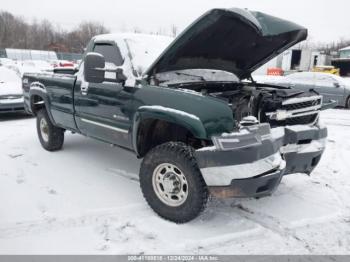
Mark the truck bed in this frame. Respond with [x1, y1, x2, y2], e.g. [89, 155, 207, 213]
[23, 72, 78, 131]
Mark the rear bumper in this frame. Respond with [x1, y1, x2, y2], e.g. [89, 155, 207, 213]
[195, 123, 327, 198]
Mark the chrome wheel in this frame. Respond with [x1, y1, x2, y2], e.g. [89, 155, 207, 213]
[152, 163, 188, 207]
[40, 118, 49, 142]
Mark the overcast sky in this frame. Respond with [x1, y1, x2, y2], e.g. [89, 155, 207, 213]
[1, 0, 349, 43]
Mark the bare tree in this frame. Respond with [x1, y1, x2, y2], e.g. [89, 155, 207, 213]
[0, 10, 110, 53]
[170, 24, 178, 37]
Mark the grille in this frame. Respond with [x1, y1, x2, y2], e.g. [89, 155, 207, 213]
[265, 95, 322, 126]
[285, 113, 318, 125]
[282, 99, 322, 111]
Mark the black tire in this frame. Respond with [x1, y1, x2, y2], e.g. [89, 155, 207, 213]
[346, 96, 350, 109]
[139, 142, 208, 223]
[36, 109, 64, 151]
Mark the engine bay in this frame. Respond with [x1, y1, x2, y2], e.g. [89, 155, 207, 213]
[171, 81, 322, 127]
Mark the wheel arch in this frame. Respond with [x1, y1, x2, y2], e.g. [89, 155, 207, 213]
[29, 83, 56, 125]
[132, 108, 209, 158]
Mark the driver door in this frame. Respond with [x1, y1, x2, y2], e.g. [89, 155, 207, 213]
[74, 43, 134, 149]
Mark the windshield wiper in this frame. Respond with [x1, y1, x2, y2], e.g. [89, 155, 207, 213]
[256, 83, 291, 90]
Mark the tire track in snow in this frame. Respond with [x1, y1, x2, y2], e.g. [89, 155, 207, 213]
[232, 204, 314, 252]
[0, 204, 145, 239]
[179, 226, 265, 254]
[105, 168, 139, 182]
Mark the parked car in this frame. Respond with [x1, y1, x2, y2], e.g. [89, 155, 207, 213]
[0, 58, 16, 66]
[23, 8, 327, 223]
[21, 60, 53, 73]
[5, 63, 41, 78]
[255, 72, 350, 108]
[0, 66, 25, 113]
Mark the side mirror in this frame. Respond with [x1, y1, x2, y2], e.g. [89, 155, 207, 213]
[333, 82, 340, 88]
[84, 52, 105, 83]
[116, 68, 127, 83]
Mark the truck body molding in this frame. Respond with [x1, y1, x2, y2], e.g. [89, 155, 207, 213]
[80, 118, 129, 134]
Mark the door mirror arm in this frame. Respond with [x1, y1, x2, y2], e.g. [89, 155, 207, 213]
[103, 67, 127, 85]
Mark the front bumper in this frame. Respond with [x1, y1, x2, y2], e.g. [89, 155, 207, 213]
[209, 168, 284, 198]
[195, 123, 327, 198]
[280, 125, 327, 175]
[0, 98, 25, 113]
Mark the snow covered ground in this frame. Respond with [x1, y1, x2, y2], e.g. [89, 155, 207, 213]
[0, 110, 349, 254]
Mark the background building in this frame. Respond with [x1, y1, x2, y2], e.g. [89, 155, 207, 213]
[332, 46, 350, 76]
[254, 47, 334, 76]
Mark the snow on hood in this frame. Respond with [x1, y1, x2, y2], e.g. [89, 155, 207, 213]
[0, 67, 22, 96]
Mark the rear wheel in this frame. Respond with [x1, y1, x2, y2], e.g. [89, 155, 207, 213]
[36, 109, 64, 151]
[139, 142, 208, 223]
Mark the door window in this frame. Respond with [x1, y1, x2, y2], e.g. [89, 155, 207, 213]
[287, 72, 315, 85]
[315, 74, 335, 86]
[287, 72, 313, 81]
[93, 44, 124, 67]
[93, 44, 124, 82]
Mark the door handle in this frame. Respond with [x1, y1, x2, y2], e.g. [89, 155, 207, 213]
[81, 82, 89, 96]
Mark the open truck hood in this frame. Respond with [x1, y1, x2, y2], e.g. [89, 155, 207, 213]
[145, 8, 307, 80]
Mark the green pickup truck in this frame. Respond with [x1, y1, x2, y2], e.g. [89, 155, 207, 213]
[22, 8, 327, 223]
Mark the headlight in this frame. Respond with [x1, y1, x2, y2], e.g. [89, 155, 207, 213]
[212, 134, 261, 151]
[212, 123, 271, 151]
[266, 110, 292, 121]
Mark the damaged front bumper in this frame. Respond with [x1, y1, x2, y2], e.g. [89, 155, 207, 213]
[279, 124, 327, 175]
[195, 122, 327, 198]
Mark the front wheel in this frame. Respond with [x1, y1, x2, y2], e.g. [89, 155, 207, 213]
[36, 109, 65, 151]
[139, 142, 208, 223]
